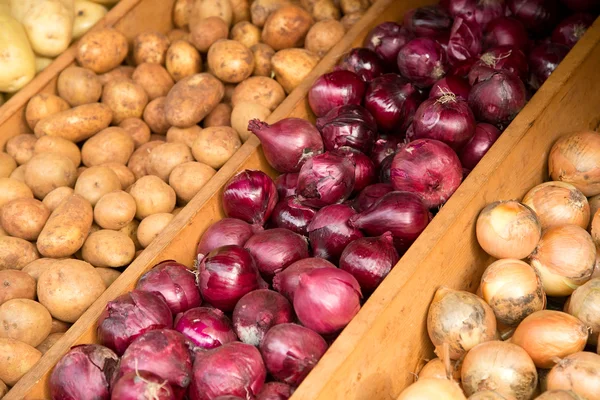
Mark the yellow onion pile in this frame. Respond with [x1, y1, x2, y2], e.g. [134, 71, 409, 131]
[397, 378, 466, 400]
[418, 357, 461, 382]
[567, 278, 600, 345]
[522, 182, 589, 230]
[468, 391, 517, 400]
[534, 390, 586, 400]
[546, 352, 600, 399]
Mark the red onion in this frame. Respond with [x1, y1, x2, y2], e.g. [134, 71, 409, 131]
[136, 260, 201, 315]
[293, 268, 362, 335]
[348, 191, 432, 251]
[174, 307, 237, 349]
[370, 135, 403, 168]
[196, 218, 262, 259]
[189, 342, 266, 400]
[468, 70, 527, 125]
[244, 228, 309, 279]
[468, 46, 529, 84]
[483, 17, 530, 50]
[508, 0, 559, 35]
[232, 289, 294, 346]
[552, 13, 595, 48]
[248, 118, 323, 173]
[352, 183, 395, 212]
[339, 232, 400, 292]
[447, 17, 483, 65]
[459, 122, 502, 170]
[118, 329, 193, 397]
[214, 397, 244, 400]
[404, 5, 453, 37]
[364, 74, 423, 133]
[49, 344, 118, 400]
[447, 0, 506, 29]
[528, 42, 570, 90]
[449, 57, 479, 77]
[296, 152, 355, 208]
[197, 245, 262, 312]
[364, 22, 413, 65]
[336, 48, 386, 81]
[257, 382, 294, 400]
[269, 196, 316, 236]
[222, 170, 279, 226]
[308, 70, 366, 118]
[275, 173, 298, 199]
[560, 0, 599, 11]
[272, 258, 336, 301]
[412, 94, 476, 151]
[397, 38, 448, 88]
[333, 147, 376, 192]
[97, 290, 173, 356]
[316, 105, 378, 154]
[429, 76, 471, 100]
[307, 204, 363, 262]
[111, 370, 176, 400]
[378, 154, 394, 183]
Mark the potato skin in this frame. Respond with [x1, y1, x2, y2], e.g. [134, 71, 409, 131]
[0, 299, 52, 347]
[203, 103, 232, 127]
[34, 103, 113, 143]
[101, 163, 136, 190]
[98, 65, 135, 86]
[173, 0, 194, 28]
[25, 153, 77, 199]
[129, 176, 176, 219]
[231, 102, 271, 142]
[57, 66, 103, 106]
[192, 126, 241, 169]
[0, 337, 41, 386]
[81, 127, 135, 167]
[133, 31, 170, 65]
[0, 236, 39, 270]
[207, 40, 255, 83]
[102, 79, 149, 125]
[0, 270, 36, 305]
[165, 73, 225, 128]
[191, 0, 233, 26]
[341, 11, 364, 30]
[271, 48, 320, 93]
[132, 63, 175, 100]
[82, 230, 136, 267]
[169, 161, 216, 204]
[262, 5, 314, 50]
[137, 213, 175, 248]
[72, 0, 108, 40]
[167, 29, 189, 42]
[94, 190, 136, 230]
[232, 77, 285, 111]
[21, 258, 58, 282]
[146, 142, 194, 181]
[76, 28, 129, 73]
[41, 187, 74, 212]
[95, 267, 121, 288]
[74, 166, 122, 206]
[25, 93, 70, 131]
[119, 118, 151, 148]
[231, 21, 261, 48]
[0, 178, 33, 208]
[310, 0, 341, 21]
[127, 141, 164, 180]
[6, 134, 37, 165]
[34, 136, 82, 168]
[0, 152, 17, 178]
[166, 125, 202, 148]
[119, 219, 142, 250]
[0, 198, 50, 241]
[305, 19, 345, 57]
[251, 0, 291, 27]
[251, 43, 275, 77]
[0, 12, 36, 93]
[166, 40, 202, 82]
[189, 16, 229, 53]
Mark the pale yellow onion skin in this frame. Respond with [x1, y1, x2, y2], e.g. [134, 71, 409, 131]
[549, 130, 600, 197]
[469, 391, 517, 400]
[567, 277, 600, 345]
[418, 358, 461, 382]
[476, 201, 541, 260]
[546, 352, 600, 398]
[480, 259, 546, 326]
[427, 287, 497, 360]
[592, 245, 600, 279]
[590, 209, 600, 245]
[397, 378, 466, 400]
[461, 341, 538, 400]
[529, 225, 595, 297]
[588, 194, 600, 227]
[522, 181, 590, 230]
[511, 310, 588, 368]
[534, 390, 586, 400]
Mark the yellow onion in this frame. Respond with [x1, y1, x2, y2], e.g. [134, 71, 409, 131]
[534, 390, 586, 400]
[529, 225, 595, 297]
[549, 130, 600, 197]
[588, 194, 600, 225]
[567, 278, 600, 345]
[461, 341, 537, 400]
[418, 358, 461, 382]
[480, 259, 546, 326]
[522, 182, 590, 230]
[593, 245, 600, 279]
[511, 310, 588, 368]
[546, 352, 600, 398]
[397, 378, 466, 400]
[468, 391, 517, 400]
[590, 209, 600, 245]
[427, 287, 497, 360]
[476, 201, 541, 259]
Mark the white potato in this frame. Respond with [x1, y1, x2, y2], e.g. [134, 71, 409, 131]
[72, 0, 107, 40]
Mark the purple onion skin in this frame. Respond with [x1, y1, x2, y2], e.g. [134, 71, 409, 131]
[232, 289, 294, 346]
[257, 382, 294, 400]
[196, 218, 262, 259]
[379, 154, 394, 183]
[174, 307, 237, 350]
[483, 17, 530, 50]
[50, 344, 118, 400]
[397, 38, 448, 88]
[468, 71, 527, 125]
[468, 46, 529, 84]
[189, 342, 266, 400]
[404, 5, 453, 37]
[560, 0, 599, 11]
[308, 204, 364, 262]
[275, 173, 298, 199]
[244, 228, 309, 279]
[447, 0, 506, 29]
[222, 170, 279, 226]
[111, 370, 176, 400]
[364, 22, 413, 65]
[449, 57, 479, 78]
[248, 118, 323, 173]
[136, 260, 201, 315]
[293, 268, 362, 335]
[269, 196, 317, 236]
[352, 183, 395, 212]
[552, 13, 595, 48]
[308, 70, 366, 118]
[272, 258, 336, 301]
[508, 0, 559, 35]
[348, 191, 432, 252]
[528, 42, 570, 90]
[97, 290, 173, 356]
[459, 122, 502, 170]
[429, 76, 471, 101]
[316, 104, 378, 132]
[316, 105, 378, 154]
[297, 152, 355, 209]
[336, 48, 386, 81]
[260, 324, 328, 386]
[370, 135, 402, 168]
[333, 147, 376, 192]
[339, 232, 400, 292]
[447, 17, 483, 65]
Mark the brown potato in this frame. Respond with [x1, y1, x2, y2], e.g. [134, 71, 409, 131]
[25, 93, 70, 131]
[251, 43, 275, 77]
[37, 259, 105, 322]
[166, 125, 202, 148]
[262, 5, 314, 50]
[50, 318, 71, 334]
[0, 338, 41, 386]
[76, 28, 129, 73]
[341, 11, 364, 30]
[230, 21, 261, 48]
[34, 103, 113, 143]
[127, 141, 164, 180]
[98, 65, 135, 86]
[231, 77, 285, 111]
[129, 175, 176, 219]
[0, 380, 5, 398]
[146, 142, 194, 181]
[133, 31, 170, 65]
[340, 0, 369, 14]
[305, 19, 345, 57]
[82, 230, 136, 267]
[189, 16, 229, 53]
[34, 136, 81, 167]
[207, 40, 255, 83]
[169, 161, 216, 204]
[173, 0, 194, 28]
[57, 66, 102, 106]
[0, 152, 16, 178]
[191, 0, 233, 26]
[151, 134, 168, 143]
[0, 270, 36, 305]
[231, 0, 251, 23]
[192, 126, 241, 169]
[143, 97, 171, 134]
[6, 134, 37, 165]
[42, 187, 74, 212]
[311, 0, 341, 21]
[101, 163, 136, 190]
[102, 79, 149, 124]
[21, 258, 58, 282]
[0, 198, 50, 241]
[165, 73, 225, 127]
[77, 166, 88, 179]
[119, 118, 151, 148]
[119, 219, 142, 250]
[223, 83, 237, 104]
[0, 236, 39, 270]
[9, 165, 26, 182]
[95, 267, 121, 288]
[25, 153, 77, 199]
[251, 0, 291, 27]
[272, 48, 320, 93]
[231, 102, 271, 142]
[81, 127, 135, 167]
[0, 178, 33, 208]
[94, 190, 136, 230]
[36, 332, 63, 354]
[37, 195, 93, 258]
[167, 29, 190, 42]
[132, 63, 175, 100]
[74, 166, 122, 206]
[204, 103, 232, 127]
[137, 213, 175, 248]
[0, 299, 52, 347]
[166, 40, 202, 82]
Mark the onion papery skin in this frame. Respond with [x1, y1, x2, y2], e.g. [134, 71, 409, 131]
[232, 289, 294, 347]
[459, 122, 501, 171]
[196, 218, 262, 260]
[397, 38, 448, 88]
[450, 57, 479, 78]
[256, 382, 294, 400]
[468, 46, 529, 84]
[49, 344, 118, 400]
[111, 370, 176, 400]
[397, 378, 466, 400]
[222, 170, 279, 226]
[174, 307, 237, 350]
[418, 358, 462, 382]
[390, 139, 463, 208]
[483, 17, 530, 50]
[567, 278, 600, 345]
[316, 105, 378, 155]
[427, 287, 497, 360]
[546, 352, 600, 398]
[197, 245, 263, 312]
[447, 0, 506, 29]
[352, 183, 395, 212]
[528, 42, 570, 90]
[269, 196, 317, 236]
[308, 70, 366, 118]
[275, 174, 298, 199]
[378, 154, 394, 183]
[336, 48, 386, 81]
[370, 135, 403, 168]
[189, 341, 266, 400]
[294, 267, 362, 335]
[364, 22, 413, 65]
[272, 257, 336, 301]
[136, 261, 201, 315]
[244, 228, 309, 279]
[259, 323, 328, 386]
[447, 17, 483, 66]
[461, 341, 537, 399]
[97, 290, 173, 356]
[333, 147, 376, 192]
[522, 181, 590, 229]
[552, 13, 595, 49]
[508, 0, 559, 35]
[404, 5, 453, 38]
[429, 76, 471, 101]
[534, 390, 588, 400]
[466, 390, 514, 399]
[307, 204, 363, 262]
[468, 71, 527, 126]
[248, 118, 324, 173]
